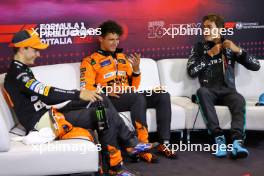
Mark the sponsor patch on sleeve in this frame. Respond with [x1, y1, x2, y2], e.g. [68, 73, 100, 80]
[33, 83, 42, 93]
[29, 81, 40, 91]
[16, 72, 27, 80]
[26, 79, 51, 96]
[43, 86, 51, 96]
[80, 68, 86, 72]
[25, 79, 36, 88]
[38, 84, 46, 95]
[22, 76, 31, 83]
[80, 82, 86, 88]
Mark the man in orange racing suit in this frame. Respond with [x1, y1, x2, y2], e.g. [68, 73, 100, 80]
[4, 29, 153, 176]
[80, 20, 177, 163]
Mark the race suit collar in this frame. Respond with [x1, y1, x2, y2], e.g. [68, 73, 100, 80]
[97, 48, 123, 57]
[12, 59, 28, 69]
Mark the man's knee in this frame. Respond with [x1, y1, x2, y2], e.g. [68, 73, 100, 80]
[237, 94, 246, 107]
[231, 93, 246, 110]
[157, 92, 170, 103]
[101, 94, 110, 105]
[197, 87, 210, 98]
[136, 93, 147, 106]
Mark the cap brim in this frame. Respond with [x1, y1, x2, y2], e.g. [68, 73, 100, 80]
[9, 32, 49, 50]
[31, 42, 49, 50]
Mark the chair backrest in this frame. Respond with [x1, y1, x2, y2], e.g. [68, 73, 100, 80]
[137, 58, 161, 91]
[157, 58, 199, 97]
[0, 74, 11, 152]
[235, 60, 264, 100]
[157, 58, 264, 100]
[31, 63, 81, 90]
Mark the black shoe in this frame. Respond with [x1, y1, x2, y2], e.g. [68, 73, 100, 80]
[109, 164, 142, 176]
[138, 151, 159, 163]
[157, 143, 177, 159]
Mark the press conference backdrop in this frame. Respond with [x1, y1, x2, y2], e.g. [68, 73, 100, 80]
[0, 0, 263, 73]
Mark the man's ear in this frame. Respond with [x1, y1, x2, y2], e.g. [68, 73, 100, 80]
[18, 47, 25, 54]
[98, 36, 103, 43]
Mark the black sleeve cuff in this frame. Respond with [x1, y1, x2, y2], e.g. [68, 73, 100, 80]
[132, 72, 141, 77]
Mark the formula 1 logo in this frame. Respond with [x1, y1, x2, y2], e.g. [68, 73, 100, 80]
[0, 22, 101, 45]
[0, 24, 37, 43]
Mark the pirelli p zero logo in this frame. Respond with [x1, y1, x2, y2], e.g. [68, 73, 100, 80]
[25, 79, 51, 96]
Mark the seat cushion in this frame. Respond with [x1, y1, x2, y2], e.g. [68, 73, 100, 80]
[171, 96, 232, 129]
[244, 99, 264, 130]
[172, 96, 264, 130]
[0, 138, 99, 175]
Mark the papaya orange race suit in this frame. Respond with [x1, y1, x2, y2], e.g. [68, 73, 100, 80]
[80, 48, 172, 146]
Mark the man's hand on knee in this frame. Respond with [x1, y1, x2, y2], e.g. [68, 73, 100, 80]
[80, 89, 103, 102]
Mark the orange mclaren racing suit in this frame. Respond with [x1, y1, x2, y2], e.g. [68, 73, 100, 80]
[80, 48, 141, 91]
[80, 49, 172, 147]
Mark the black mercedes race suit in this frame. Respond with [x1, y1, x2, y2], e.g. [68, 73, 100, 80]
[187, 40, 260, 140]
[4, 60, 139, 169]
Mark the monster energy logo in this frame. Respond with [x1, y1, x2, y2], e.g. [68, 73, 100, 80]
[96, 110, 103, 121]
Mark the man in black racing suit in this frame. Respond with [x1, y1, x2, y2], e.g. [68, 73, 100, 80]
[4, 29, 152, 176]
[187, 14, 260, 159]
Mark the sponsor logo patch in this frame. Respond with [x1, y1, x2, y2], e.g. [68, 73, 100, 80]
[29, 81, 40, 91]
[38, 84, 46, 95]
[118, 71, 126, 76]
[91, 59, 96, 65]
[80, 82, 86, 88]
[31, 96, 38, 102]
[25, 79, 36, 88]
[100, 59, 111, 67]
[104, 71, 115, 79]
[44, 86, 51, 96]
[117, 59, 126, 64]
